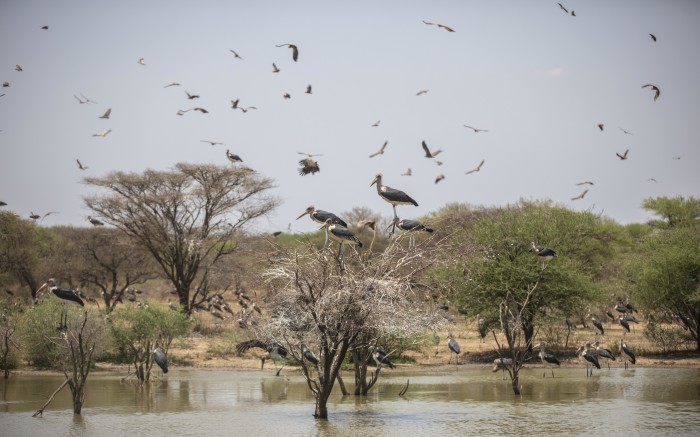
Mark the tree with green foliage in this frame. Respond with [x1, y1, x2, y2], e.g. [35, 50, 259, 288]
[642, 196, 700, 229]
[629, 197, 700, 350]
[435, 201, 616, 351]
[83, 163, 279, 313]
[110, 305, 190, 382]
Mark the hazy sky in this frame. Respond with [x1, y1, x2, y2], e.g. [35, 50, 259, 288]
[1, 1, 699, 234]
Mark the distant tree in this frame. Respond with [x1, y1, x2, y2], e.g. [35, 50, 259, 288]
[110, 305, 190, 383]
[642, 196, 700, 229]
[83, 163, 279, 313]
[258, 241, 440, 420]
[0, 297, 21, 379]
[0, 212, 54, 298]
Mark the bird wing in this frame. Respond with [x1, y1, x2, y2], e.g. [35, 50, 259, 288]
[76, 159, 83, 168]
[421, 141, 432, 157]
[571, 189, 588, 200]
[100, 108, 111, 118]
[438, 23, 455, 32]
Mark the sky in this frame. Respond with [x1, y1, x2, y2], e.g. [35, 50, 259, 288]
[1, 0, 699, 235]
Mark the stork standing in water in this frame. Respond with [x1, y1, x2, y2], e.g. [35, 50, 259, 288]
[320, 219, 362, 269]
[236, 340, 288, 376]
[36, 279, 85, 331]
[577, 343, 601, 376]
[386, 217, 433, 249]
[619, 338, 636, 369]
[530, 241, 556, 273]
[370, 174, 418, 234]
[152, 347, 169, 374]
[296, 206, 347, 227]
[538, 341, 560, 378]
[593, 341, 616, 369]
[447, 332, 461, 364]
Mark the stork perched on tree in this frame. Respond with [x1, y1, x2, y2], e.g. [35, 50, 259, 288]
[372, 346, 396, 369]
[530, 241, 556, 272]
[320, 218, 362, 268]
[619, 338, 636, 369]
[36, 278, 85, 331]
[593, 341, 616, 369]
[301, 343, 320, 367]
[447, 332, 461, 364]
[538, 341, 560, 378]
[152, 347, 169, 374]
[386, 217, 433, 249]
[236, 340, 288, 376]
[296, 205, 347, 227]
[370, 174, 418, 233]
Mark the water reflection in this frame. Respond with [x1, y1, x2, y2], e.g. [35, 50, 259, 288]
[1, 367, 699, 436]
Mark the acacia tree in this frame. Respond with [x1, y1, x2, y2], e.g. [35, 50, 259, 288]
[258, 238, 440, 420]
[83, 163, 278, 312]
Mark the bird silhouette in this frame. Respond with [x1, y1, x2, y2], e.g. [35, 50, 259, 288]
[618, 126, 633, 135]
[597, 123, 604, 131]
[401, 168, 412, 176]
[435, 174, 445, 184]
[298, 157, 320, 175]
[372, 120, 381, 127]
[369, 141, 388, 158]
[465, 159, 485, 174]
[41, 25, 49, 30]
[421, 141, 442, 158]
[76, 159, 88, 170]
[557, 3, 568, 13]
[283, 93, 291, 99]
[74, 93, 97, 104]
[138, 58, 146, 65]
[99, 108, 111, 119]
[29, 212, 40, 220]
[163, 82, 180, 88]
[305, 84, 312, 94]
[226, 149, 243, 163]
[416, 89, 429, 96]
[616, 149, 629, 160]
[15, 65, 23, 72]
[272, 63, 280, 73]
[642, 84, 660, 101]
[276, 43, 298, 61]
[464, 125, 488, 133]
[576, 180, 594, 186]
[185, 91, 199, 100]
[201, 140, 224, 146]
[92, 129, 112, 137]
[229, 49, 244, 59]
[649, 33, 657, 42]
[41, 211, 59, 222]
[193, 107, 208, 113]
[422, 20, 455, 32]
[571, 189, 589, 201]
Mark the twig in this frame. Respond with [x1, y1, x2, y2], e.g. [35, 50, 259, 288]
[32, 378, 70, 417]
[398, 378, 410, 397]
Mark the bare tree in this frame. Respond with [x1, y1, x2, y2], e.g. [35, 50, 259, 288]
[1, 303, 20, 379]
[257, 237, 441, 419]
[83, 163, 279, 313]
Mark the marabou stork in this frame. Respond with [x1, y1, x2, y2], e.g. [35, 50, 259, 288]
[530, 241, 556, 272]
[538, 341, 560, 378]
[236, 340, 288, 376]
[618, 316, 631, 334]
[492, 357, 512, 379]
[87, 216, 104, 226]
[370, 174, 418, 233]
[578, 343, 601, 376]
[477, 318, 487, 343]
[619, 338, 636, 369]
[226, 149, 243, 163]
[301, 343, 320, 366]
[296, 206, 347, 227]
[386, 217, 433, 249]
[152, 347, 169, 374]
[593, 341, 616, 369]
[319, 219, 362, 268]
[372, 346, 396, 369]
[591, 316, 605, 336]
[36, 279, 84, 331]
[447, 332, 461, 364]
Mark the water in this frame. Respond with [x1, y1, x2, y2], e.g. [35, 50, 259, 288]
[1, 367, 700, 436]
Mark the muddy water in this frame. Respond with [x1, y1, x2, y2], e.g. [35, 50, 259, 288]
[1, 367, 699, 436]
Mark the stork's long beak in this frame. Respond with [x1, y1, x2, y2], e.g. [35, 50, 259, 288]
[296, 211, 309, 220]
[36, 282, 49, 294]
[385, 218, 398, 231]
[370, 175, 378, 187]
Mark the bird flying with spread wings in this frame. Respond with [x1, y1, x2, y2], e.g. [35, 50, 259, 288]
[642, 84, 660, 101]
[92, 129, 112, 137]
[435, 174, 445, 184]
[421, 141, 442, 158]
[416, 89, 429, 96]
[229, 49, 243, 59]
[76, 159, 88, 170]
[276, 43, 298, 61]
[372, 120, 381, 127]
[571, 189, 589, 201]
[464, 125, 488, 133]
[99, 108, 111, 119]
[649, 33, 657, 42]
[272, 63, 280, 73]
[401, 168, 412, 176]
[422, 20, 455, 32]
[616, 149, 629, 160]
[466, 159, 485, 174]
[201, 140, 224, 146]
[576, 180, 594, 186]
[369, 141, 388, 158]
[597, 123, 604, 131]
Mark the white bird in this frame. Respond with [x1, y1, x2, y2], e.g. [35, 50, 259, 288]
[401, 168, 412, 176]
[465, 159, 485, 175]
[272, 63, 280, 73]
[369, 141, 388, 158]
[138, 58, 146, 65]
[92, 129, 112, 137]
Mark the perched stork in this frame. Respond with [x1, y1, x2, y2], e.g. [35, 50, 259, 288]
[447, 332, 461, 364]
[593, 341, 616, 369]
[152, 347, 169, 374]
[530, 241, 556, 272]
[301, 343, 320, 367]
[226, 149, 243, 163]
[36, 279, 84, 331]
[296, 206, 347, 227]
[619, 339, 636, 369]
[386, 217, 433, 249]
[538, 341, 560, 378]
[372, 346, 396, 369]
[370, 174, 418, 232]
[320, 219, 362, 268]
[236, 340, 288, 376]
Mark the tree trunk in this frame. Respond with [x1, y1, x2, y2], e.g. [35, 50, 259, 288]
[511, 374, 521, 395]
[69, 381, 84, 414]
[522, 315, 535, 353]
[353, 350, 368, 395]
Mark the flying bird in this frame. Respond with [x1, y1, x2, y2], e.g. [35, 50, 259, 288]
[185, 91, 199, 100]
[76, 159, 88, 170]
[29, 212, 41, 220]
[283, 93, 291, 99]
[372, 120, 381, 127]
[193, 107, 208, 113]
[422, 20, 455, 32]
[272, 63, 280, 73]
[15, 65, 23, 72]
[616, 149, 629, 160]
[138, 58, 146, 65]
[576, 180, 594, 186]
[92, 129, 112, 137]
[435, 174, 445, 184]
[41, 25, 49, 30]
[41, 211, 59, 222]
[229, 49, 243, 59]
[74, 93, 97, 104]
[642, 83, 660, 101]
[163, 82, 180, 88]
[465, 159, 485, 174]
[557, 3, 568, 13]
[597, 123, 604, 131]
[201, 140, 224, 146]
[305, 84, 312, 94]
[99, 108, 111, 119]
[464, 125, 488, 133]
[421, 141, 442, 158]
[226, 149, 243, 163]
[416, 89, 429, 96]
[618, 126, 633, 135]
[298, 157, 320, 176]
[571, 189, 589, 201]
[2, 82, 9, 87]
[649, 33, 657, 42]
[276, 43, 299, 61]
[401, 168, 412, 176]
[647, 178, 658, 183]
[369, 141, 388, 158]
